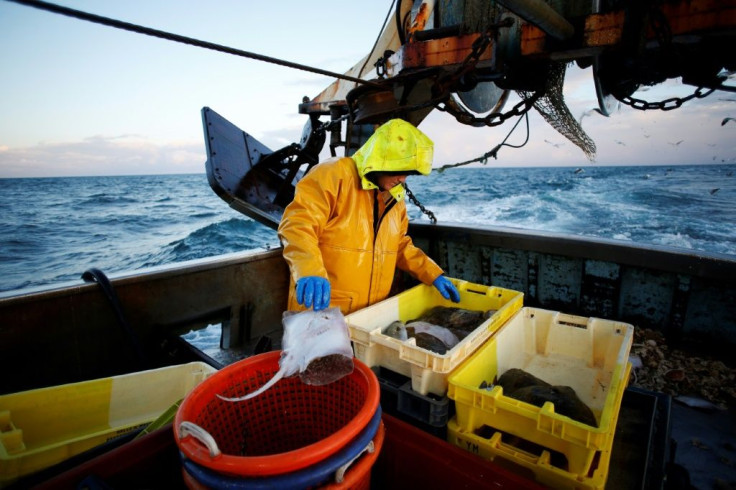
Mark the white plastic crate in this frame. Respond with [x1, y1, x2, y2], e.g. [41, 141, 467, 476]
[345, 278, 523, 396]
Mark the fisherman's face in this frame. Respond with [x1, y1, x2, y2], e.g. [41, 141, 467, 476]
[375, 173, 408, 192]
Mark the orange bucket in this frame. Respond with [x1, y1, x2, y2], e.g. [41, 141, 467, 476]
[174, 351, 380, 477]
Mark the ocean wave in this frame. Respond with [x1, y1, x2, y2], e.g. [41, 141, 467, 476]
[140, 218, 279, 267]
[74, 194, 139, 207]
[2, 167, 735, 293]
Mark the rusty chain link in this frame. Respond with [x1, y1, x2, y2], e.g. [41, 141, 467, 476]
[437, 91, 541, 127]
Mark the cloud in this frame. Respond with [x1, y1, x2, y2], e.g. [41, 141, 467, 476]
[0, 135, 206, 178]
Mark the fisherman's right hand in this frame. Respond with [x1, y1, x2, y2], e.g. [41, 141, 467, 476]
[296, 276, 331, 311]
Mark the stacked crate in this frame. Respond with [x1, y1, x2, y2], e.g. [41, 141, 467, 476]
[346, 278, 634, 489]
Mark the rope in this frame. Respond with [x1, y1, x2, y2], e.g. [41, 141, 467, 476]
[357, 0, 396, 79]
[436, 112, 530, 172]
[7, 0, 382, 88]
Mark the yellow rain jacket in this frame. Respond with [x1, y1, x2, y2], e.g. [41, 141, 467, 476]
[278, 119, 444, 314]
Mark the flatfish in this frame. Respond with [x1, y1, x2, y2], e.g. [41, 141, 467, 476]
[414, 332, 451, 354]
[405, 321, 460, 348]
[410, 306, 494, 339]
[497, 368, 551, 394]
[382, 319, 460, 354]
[510, 384, 598, 427]
[495, 368, 598, 427]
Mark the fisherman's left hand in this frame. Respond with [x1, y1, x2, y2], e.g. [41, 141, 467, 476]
[433, 275, 460, 303]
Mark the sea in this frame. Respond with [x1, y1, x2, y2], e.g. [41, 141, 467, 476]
[1, 163, 735, 295]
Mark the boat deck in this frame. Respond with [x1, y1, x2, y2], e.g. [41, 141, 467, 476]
[176, 330, 736, 489]
[6, 328, 735, 489]
[670, 402, 736, 490]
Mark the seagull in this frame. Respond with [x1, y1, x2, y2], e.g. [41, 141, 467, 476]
[723, 117, 736, 126]
[544, 139, 563, 148]
[578, 108, 603, 126]
[668, 140, 684, 146]
[574, 168, 584, 174]
[614, 140, 626, 146]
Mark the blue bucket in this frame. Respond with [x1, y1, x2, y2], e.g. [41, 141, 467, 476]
[181, 405, 382, 489]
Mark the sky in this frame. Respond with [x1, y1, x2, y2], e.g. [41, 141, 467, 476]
[0, 0, 734, 178]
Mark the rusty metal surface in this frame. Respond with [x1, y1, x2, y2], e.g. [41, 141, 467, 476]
[389, 33, 493, 74]
[524, 0, 736, 56]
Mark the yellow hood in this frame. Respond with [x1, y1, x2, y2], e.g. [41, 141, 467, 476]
[353, 119, 434, 190]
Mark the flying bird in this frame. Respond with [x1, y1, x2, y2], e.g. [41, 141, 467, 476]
[710, 188, 720, 195]
[614, 140, 626, 146]
[544, 139, 563, 148]
[668, 140, 684, 146]
[723, 117, 736, 126]
[578, 108, 603, 126]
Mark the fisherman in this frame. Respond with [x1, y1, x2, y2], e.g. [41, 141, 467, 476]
[278, 118, 460, 314]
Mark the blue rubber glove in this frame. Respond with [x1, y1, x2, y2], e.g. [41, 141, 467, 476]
[433, 275, 460, 303]
[296, 276, 331, 311]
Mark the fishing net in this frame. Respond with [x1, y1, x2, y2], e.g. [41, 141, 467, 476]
[519, 61, 597, 160]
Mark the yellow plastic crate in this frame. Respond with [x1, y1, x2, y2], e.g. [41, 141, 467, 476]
[345, 278, 523, 396]
[0, 362, 217, 485]
[447, 307, 634, 476]
[447, 363, 632, 490]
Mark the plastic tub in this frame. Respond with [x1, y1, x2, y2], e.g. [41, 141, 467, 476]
[0, 362, 216, 485]
[180, 407, 383, 489]
[174, 351, 380, 477]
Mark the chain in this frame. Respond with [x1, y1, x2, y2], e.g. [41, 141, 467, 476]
[314, 114, 350, 135]
[617, 86, 716, 111]
[463, 30, 493, 66]
[615, 2, 715, 111]
[437, 91, 541, 127]
[404, 185, 437, 224]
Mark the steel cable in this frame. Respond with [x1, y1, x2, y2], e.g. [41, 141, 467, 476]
[6, 0, 382, 88]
